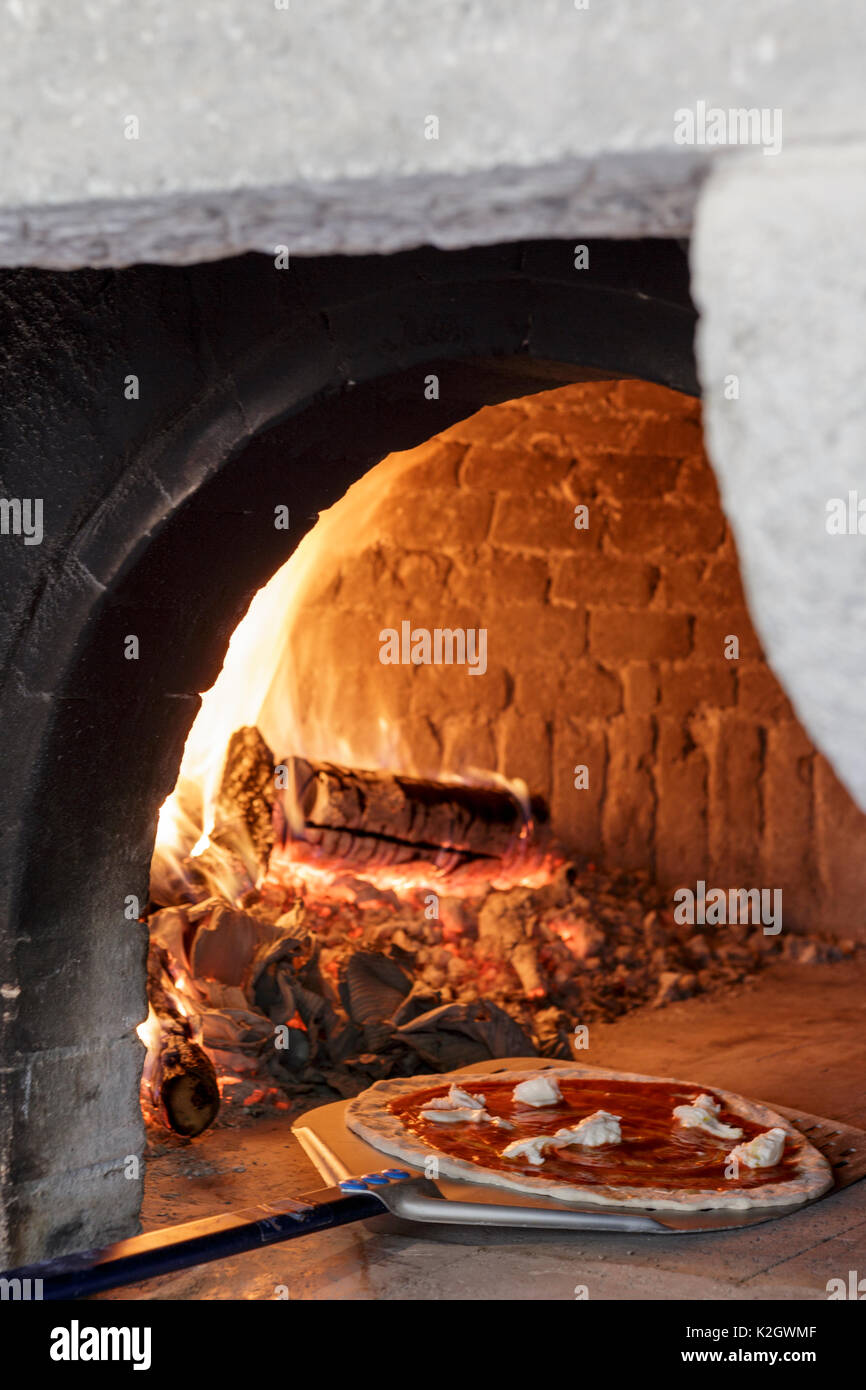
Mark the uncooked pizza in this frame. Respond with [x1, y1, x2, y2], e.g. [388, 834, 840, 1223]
[346, 1064, 834, 1211]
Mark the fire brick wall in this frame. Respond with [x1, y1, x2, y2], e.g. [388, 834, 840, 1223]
[279, 379, 866, 937]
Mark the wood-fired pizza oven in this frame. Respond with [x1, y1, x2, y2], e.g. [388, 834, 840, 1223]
[2, 241, 865, 1290]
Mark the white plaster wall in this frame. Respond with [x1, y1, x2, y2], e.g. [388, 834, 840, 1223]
[692, 144, 866, 814]
[0, 0, 863, 266]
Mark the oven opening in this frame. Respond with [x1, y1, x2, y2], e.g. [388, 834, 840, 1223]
[138, 380, 860, 1168]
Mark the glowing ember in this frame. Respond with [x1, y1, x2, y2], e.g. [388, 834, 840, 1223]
[264, 836, 560, 901]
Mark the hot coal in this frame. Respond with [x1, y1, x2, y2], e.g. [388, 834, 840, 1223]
[143, 845, 857, 1121]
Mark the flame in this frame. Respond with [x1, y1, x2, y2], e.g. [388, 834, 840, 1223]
[151, 468, 391, 883]
[136, 1004, 161, 1052]
[150, 444, 546, 901]
[136, 1004, 162, 1096]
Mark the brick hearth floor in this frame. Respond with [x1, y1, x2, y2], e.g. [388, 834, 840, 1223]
[97, 957, 866, 1301]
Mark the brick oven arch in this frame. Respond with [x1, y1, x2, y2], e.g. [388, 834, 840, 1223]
[1, 239, 699, 1262]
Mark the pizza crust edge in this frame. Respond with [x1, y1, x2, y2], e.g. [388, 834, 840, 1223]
[345, 1063, 834, 1212]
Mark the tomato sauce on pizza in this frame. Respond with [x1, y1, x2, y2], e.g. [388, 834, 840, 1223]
[390, 1078, 800, 1191]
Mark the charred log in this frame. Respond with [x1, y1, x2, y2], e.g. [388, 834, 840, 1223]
[150, 1034, 221, 1138]
[149, 727, 276, 908]
[145, 943, 220, 1137]
[213, 725, 277, 872]
[277, 756, 544, 873]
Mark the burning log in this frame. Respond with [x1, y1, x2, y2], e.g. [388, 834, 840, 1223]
[150, 728, 277, 909]
[143, 944, 221, 1137]
[150, 1033, 221, 1138]
[213, 725, 277, 872]
[277, 756, 543, 874]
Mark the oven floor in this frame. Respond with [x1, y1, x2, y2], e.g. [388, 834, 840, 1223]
[96, 957, 866, 1301]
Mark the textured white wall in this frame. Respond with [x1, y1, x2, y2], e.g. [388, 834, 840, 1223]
[0, 0, 862, 266]
[693, 145, 866, 812]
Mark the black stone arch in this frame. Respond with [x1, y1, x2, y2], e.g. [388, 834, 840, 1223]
[10, 238, 697, 1062]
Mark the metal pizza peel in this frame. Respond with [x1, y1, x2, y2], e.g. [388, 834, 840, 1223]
[292, 1056, 866, 1237]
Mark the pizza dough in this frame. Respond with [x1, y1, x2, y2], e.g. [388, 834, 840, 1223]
[345, 1063, 834, 1212]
